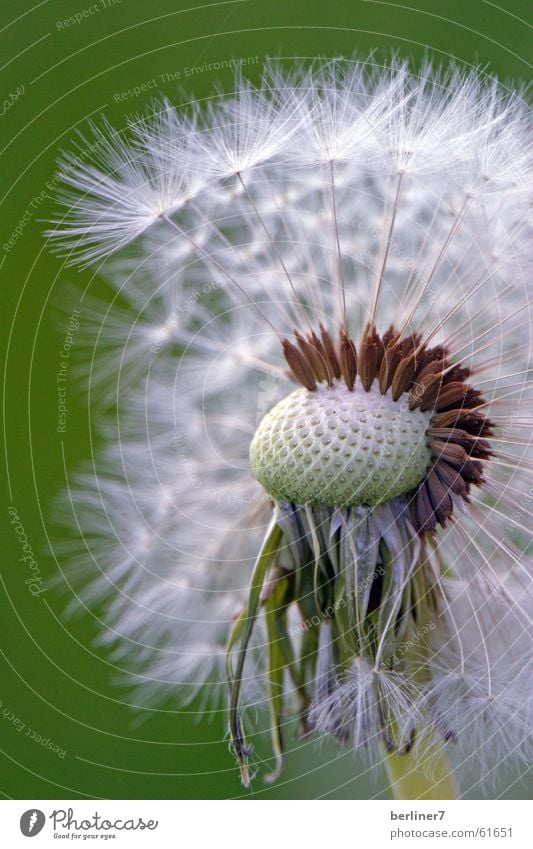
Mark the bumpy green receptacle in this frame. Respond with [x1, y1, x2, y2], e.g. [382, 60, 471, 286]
[250, 382, 432, 507]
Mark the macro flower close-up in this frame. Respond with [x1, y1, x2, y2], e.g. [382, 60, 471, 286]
[47, 58, 532, 800]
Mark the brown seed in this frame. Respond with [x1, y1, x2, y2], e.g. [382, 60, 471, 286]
[426, 468, 453, 526]
[431, 408, 470, 429]
[429, 439, 468, 466]
[339, 328, 357, 391]
[413, 346, 446, 379]
[434, 460, 468, 497]
[358, 323, 383, 391]
[320, 324, 341, 379]
[414, 358, 446, 385]
[282, 339, 317, 391]
[414, 482, 437, 534]
[411, 370, 445, 411]
[433, 381, 470, 411]
[428, 427, 473, 441]
[309, 331, 332, 383]
[295, 330, 328, 384]
[391, 351, 417, 401]
[458, 459, 484, 486]
[382, 325, 397, 349]
[378, 338, 401, 394]
[428, 427, 492, 460]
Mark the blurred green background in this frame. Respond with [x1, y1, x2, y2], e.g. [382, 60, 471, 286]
[1, 0, 531, 800]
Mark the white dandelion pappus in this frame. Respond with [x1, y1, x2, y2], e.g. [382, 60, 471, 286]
[50, 112, 205, 265]
[48, 58, 532, 797]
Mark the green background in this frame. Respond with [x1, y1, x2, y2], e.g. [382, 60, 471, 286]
[1, 0, 531, 800]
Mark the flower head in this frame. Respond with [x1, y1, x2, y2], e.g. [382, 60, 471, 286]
[49, 58, 532, 796]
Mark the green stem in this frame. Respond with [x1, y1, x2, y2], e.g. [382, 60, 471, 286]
[384, 736, 457, 800]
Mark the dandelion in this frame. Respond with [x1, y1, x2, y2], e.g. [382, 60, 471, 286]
[48, 58, 532, 798]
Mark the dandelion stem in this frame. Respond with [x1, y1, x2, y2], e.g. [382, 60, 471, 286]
[384, 736, 458, 800]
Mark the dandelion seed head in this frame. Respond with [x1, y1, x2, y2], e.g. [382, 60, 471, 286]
[48, 56, 532, 795]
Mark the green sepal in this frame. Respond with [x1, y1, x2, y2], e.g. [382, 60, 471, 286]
[263, 572, 296, 782]
[226, 517, 283, 787]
